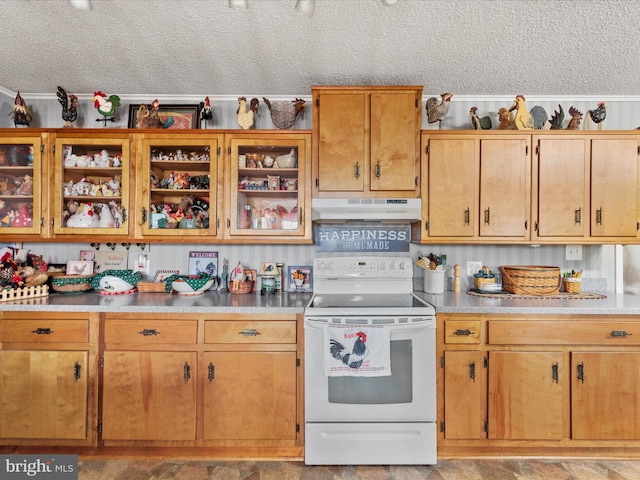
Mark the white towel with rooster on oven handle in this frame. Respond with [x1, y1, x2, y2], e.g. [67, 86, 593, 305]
[324, 325, 391, 377]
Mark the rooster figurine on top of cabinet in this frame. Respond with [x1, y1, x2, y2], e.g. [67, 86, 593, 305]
[9, 92, 32, 127]
[237, 97, 259, 129]
[585, 102, 607, 130]
[426, 93, 452, 129]
[93, 91, 121, 126]
[199, 96, 214, 128]
[57, 86, 78, 128]
[263, 97, 305, 129]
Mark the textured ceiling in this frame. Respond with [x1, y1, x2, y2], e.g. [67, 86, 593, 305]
[1, 0, 638, 98]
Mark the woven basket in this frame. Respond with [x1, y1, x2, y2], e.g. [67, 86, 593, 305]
[474, 276, 497, 289]
[229, 280, 255, 294]
[500, 266, 561, 295]
[563, 278, 582, 294]
[137, 281, 168, 293]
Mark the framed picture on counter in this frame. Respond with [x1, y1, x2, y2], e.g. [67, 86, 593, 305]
[188, 251, 218, 277]
[287, 265, 312, 292]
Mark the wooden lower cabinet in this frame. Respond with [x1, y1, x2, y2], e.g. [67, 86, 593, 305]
[439, 313, 640, 457]
[0, 312, 99, 447]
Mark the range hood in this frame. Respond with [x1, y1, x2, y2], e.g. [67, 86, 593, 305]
[311, 198, 422, 222]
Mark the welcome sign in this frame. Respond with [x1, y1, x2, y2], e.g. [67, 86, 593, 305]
[314, 225, 411, 252]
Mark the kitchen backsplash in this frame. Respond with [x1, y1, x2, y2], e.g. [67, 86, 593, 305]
[22, 242, 616, 292]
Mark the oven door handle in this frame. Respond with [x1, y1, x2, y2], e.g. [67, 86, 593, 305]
[304, 320, 434, 334]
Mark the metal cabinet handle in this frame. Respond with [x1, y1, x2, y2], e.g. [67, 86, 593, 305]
[575, 208, 581, 224]
[611, 330, 632, 337]
[32, 328, 53, 335]
[596, 207, 603, 225]
[552, 362, 559, 383]
[354, 162, 360, 179]
[138, 329, 159, 336]
[375, 162, 381, 178]
[141, 207, 147, 224]
[184, 362, 191, 383]
[239, 329, 260, 337]
[454, 329, 472, 336]
[74, 362, 81, 382]
[122, 208, 127, 222]
[208, 362, 215, 383]
[576, 362, 584, 383]
[464, 208, 470, 225]
[484, 208, 490, 225]
[469, 361, 476, 382]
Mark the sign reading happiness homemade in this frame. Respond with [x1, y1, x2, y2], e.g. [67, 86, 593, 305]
[315, 225, 411, 252]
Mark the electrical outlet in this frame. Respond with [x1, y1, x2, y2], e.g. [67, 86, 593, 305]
[467, 261, 482, 277]
[566, 245, 583, 261]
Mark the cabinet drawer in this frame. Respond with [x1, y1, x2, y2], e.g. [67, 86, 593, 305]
[104, 320, 197, 344]
[0, 319, 88, 343]
[489, 321, 640, 345]
[205, 321, 296, 344]
[445, 320, 481, 344]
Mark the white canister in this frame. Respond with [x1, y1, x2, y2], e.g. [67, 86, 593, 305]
[424, 269, 445, 294]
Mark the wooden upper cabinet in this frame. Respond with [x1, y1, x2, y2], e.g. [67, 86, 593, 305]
[590, 136, 640, 239]
[533, 136, 590, 239]
[312, 86, 422, 197]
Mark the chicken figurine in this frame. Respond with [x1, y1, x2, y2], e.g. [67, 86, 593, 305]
[263, 97, 305, 129]
[585, 102, 607, 130]
[426, 93, 452, 129]
[57, 86, 78, 128]
[199, 96, 214, 127]
[93, 91, 121, 126]
[9, 92, 32, 127]
[469, 107, 492, 130]
[237, 97, 259, 129]
[509, 95, 534, 130]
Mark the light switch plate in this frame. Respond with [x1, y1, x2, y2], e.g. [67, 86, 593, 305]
[467, 260, 483, 277]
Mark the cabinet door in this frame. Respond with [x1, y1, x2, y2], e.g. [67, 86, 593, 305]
[488, 351, 564, 440]
[426, 137, 476, 237]
[479, 138, 530, 239]
[0, 134, 45, 237]
[443, 351, 486, 439]
[0, 350, 88, 439]
[52, 134, 130, 237]
[227, 134, 310, 238]
[137, 135, 221, 238]
[203, 351, 297, 440]
[315, 92, 366, 192]
[370, 92, 420, 192]
[591, 137, 639, 238]
[534, 137, 589, 238]
[572, 352, 640, 439]
[101, 351, 196, 441]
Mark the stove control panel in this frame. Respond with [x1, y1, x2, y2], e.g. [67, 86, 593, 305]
[314, 256, 412, 279]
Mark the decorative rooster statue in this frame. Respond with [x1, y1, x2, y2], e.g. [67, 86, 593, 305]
[509, 95, 534, 130]
[93, 91, 121, 126]
[199, 96, 214, 127]
[237, 97, 259, 129]
[426, 93, 452, 129]
[549, 104, 564, 129]
[469, 107, 492, 130]
[9, 92, 32, 127]
[263, 97, 305, 129]
[585, 102, 606, 130]
[57, 86, 78, 128]
[566, 107, 583, 130]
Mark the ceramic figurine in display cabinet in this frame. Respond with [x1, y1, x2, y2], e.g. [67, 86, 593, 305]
[426, 93, 452, 129]
[237, 97, 259, 129]
[263, 97, 305, 129]
[57, 86, 78, 128]
[93, 90, 121, 126]
[509, 95, 534, 130]
[9, 91, 32, 127]
[66, 203, 99, 228]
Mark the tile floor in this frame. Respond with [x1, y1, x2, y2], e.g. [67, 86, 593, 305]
[77, 458, 640, 479]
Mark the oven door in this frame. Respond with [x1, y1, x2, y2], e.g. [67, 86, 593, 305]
[304, 316, 436, 422]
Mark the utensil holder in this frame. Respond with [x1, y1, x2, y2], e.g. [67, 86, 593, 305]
[563, 278, 581, 293]
[424, 269, 445, 294]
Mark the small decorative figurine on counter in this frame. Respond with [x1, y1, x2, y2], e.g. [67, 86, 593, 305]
[237, 97, 259, 129]
[469, 107, 492, 130]
[9, 91, 32, 127]
[219, 258, 228, 291]
[93, 90, 121, 126]
[57, 86, 78, 128]
[509, 95, 534, 130]
[263, 97, 305, 129]
[426, 93, 452, 129]
[199, 96, 214, 128]
[585, 102, 606, 130]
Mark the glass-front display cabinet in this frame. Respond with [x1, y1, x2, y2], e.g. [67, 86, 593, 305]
[0, 131, 45, 238]
[227, 132, 311, 239]
[137, 134, 221, 239]
[52, 132, 131, 237]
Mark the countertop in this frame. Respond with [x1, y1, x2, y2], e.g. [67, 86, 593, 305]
[4, 289, 640, 315]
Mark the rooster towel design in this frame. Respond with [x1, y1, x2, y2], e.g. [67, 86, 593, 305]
[324, 325, 391, 377]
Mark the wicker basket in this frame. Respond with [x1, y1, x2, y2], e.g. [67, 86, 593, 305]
[474, 276, 497, 289]
[137, 281, 168, 293]
[229, 280, 255, 294]
[51, 275, 94, 294]
[563, 278, 582, 294]
[500, 266, 561, 295]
